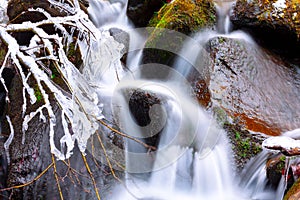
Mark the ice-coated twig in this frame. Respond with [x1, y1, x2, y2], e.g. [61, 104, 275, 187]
[4, 115, 14, 165]
[0, 0, 111, 160]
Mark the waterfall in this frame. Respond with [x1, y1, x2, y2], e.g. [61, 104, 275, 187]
[215, 0, 235, 34]
[84, 1, 280, 200]
[111, 75, 244, 200]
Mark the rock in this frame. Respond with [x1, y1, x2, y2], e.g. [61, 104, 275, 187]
[7, 0, 89, 22]
[7, 0, 68, 23]
[148, 0, 216, 34]
[127, 0, 165, 27]
[266, 154, 294, 189]
[231, 0, 300, 63]
[207, 36, 300, 135]
[141, 0, 216, 67]
[128, 89, 163, 148]
[285, 178, 300, 200]
[109, 27, 130, 62]
[263, 136, 300, 156]
[282, 160, 300, 200]
[1, 73, 123, 198]
[0, 39, 15, 119]
[224, 122, 263, 171]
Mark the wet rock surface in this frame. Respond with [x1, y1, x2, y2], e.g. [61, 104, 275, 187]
[266, 154, 294, 189]
[207, 36, 300, 136]
[231, 0, 300, 63]
[127, 0, 165, 27]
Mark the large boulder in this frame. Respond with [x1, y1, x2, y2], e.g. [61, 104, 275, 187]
[206, 36, 300, 136]
[148, 0, 216, 34]
[140, 0, 216, 70]
[231, 0, 300, 62]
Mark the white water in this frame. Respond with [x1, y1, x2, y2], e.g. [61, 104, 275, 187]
[215, 0, 235, 34]
[85, 1, 280, 200]
[111, 73, 243, 199]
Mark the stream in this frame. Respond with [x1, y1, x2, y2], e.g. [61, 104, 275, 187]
[0, 0, 299, 199]
[86, 0, 282, 199]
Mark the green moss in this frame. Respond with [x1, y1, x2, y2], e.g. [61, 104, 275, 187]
[224, 122, 263, 167]
[277, 156, 286, 172]
[0, 48, 6, 62]
[34, 85, 43, 103]
[148, 0, 216, 34]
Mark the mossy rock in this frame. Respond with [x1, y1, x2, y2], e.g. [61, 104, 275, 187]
[148, 0, 216, 34]
[231, 0, 300, 62]
[224, 122, 263, 171]
[232, 0, 299, 37]
[143, 0, 216, 64]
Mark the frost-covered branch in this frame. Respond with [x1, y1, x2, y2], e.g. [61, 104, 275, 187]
[0, 0, 124, 160]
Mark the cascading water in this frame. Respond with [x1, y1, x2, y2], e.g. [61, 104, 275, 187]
[85, 0, 282, 199]
[110, 70, 244, 200]
[215, 0, 235, 34]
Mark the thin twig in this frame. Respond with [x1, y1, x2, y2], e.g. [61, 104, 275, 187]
[81, 153, 101, 200]
[96, 131, 121, 181]
[52, 154, 64, 200]
[98, 119, 156, 151]
[0, 163, 54, 192]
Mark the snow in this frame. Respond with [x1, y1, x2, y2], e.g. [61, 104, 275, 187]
[262, 135, 300, 156]
[273, 0, 287, 11]
[272, 0, 287, 18]
[263, 136, 300, 150]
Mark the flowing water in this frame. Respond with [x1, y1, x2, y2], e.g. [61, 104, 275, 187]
[0, 0, 298, 199]
[85, 0, 287, 199]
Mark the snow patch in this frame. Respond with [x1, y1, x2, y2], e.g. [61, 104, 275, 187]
[272, 0, 287, 12]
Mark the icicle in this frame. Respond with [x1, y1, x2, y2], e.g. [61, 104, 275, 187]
[0, 0, 107, 160]
[4, 115, 14, 165]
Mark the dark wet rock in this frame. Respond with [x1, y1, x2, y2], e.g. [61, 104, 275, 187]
[0, 139, 9, 199]
[266, 155, 294, 189]
[129, 89, 161, 127]
[0, 39, 15, 119]
[207, 36, 300, 136]
[79, 0, 89, 8]
[127, 0, 165, 27]
[231, 0, 300, 63]
[128, 89, 163, 148]
[7, 0, 68, 22]
[8, 0, 89, 22]
[148, 0, 216, 34]
[0, 68, 15, 119]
